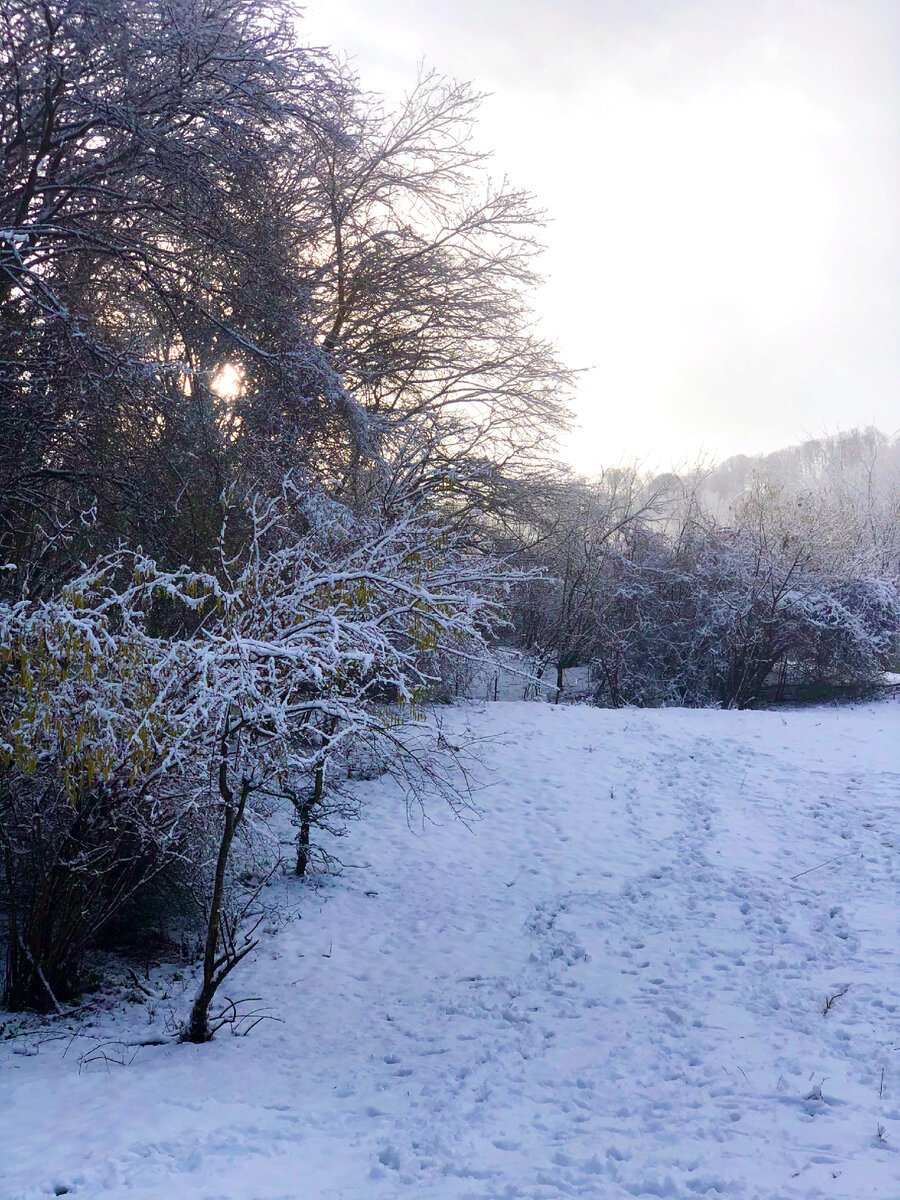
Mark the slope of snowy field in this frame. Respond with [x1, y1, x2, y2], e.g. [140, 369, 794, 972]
[3, 701, 900, 1200]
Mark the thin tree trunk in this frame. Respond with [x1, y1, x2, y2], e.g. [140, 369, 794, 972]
[187, 727, 248, 1044]
[295, 760, 325, 878]
[295, 716, 336, 877]
[1, 821, 22, 1010]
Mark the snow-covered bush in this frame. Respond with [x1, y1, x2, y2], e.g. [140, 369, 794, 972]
[0, 482, 521, 1020]
[503, 478, 900, 711]
[0, 560, 212, 1009]
[586, 531, 900, 709]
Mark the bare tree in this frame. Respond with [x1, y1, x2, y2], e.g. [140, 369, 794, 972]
[508, 469, 672, 696]
[304, 69, 573, 503]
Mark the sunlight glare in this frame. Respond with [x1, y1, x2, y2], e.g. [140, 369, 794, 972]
[211, 362, 244, 400]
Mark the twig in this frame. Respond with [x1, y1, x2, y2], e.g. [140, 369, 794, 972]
[127, 968, 154, 998]
[790, 853, 852, 881]
[823, 986, 849, 1016]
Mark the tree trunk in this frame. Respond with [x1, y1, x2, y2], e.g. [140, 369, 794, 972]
[295, 760, 325, 878]
[187, 738, 248, 1044]
[295, 804, 312, 878]
[1, 825, 24, 1010]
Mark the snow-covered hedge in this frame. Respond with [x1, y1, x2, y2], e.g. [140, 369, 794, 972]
[0, 486, 521, 1014]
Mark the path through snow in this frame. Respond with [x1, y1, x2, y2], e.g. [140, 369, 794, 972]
[3, 702, 900, 1199]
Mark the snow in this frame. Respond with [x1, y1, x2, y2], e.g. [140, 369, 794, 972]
[4, 700, 900, 1199]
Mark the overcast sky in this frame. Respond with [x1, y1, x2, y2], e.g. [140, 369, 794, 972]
[301, 0, 900, 473]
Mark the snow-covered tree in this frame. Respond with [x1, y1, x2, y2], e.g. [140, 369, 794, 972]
[0, 0, 359, 593]
[506, 470, 674, 697]
[504, 463, 900, 710]
[1, 0, 571, 603]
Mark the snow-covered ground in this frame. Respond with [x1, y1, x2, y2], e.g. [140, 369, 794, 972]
[3, 700, 900, 1200]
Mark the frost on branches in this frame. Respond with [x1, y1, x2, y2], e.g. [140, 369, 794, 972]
[0, 483, 523, 1026]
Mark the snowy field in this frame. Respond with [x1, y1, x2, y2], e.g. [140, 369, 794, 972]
[3, 700, 900, 1200]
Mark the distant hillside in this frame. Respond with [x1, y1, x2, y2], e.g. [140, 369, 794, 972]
[699, 426, 900, 516]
